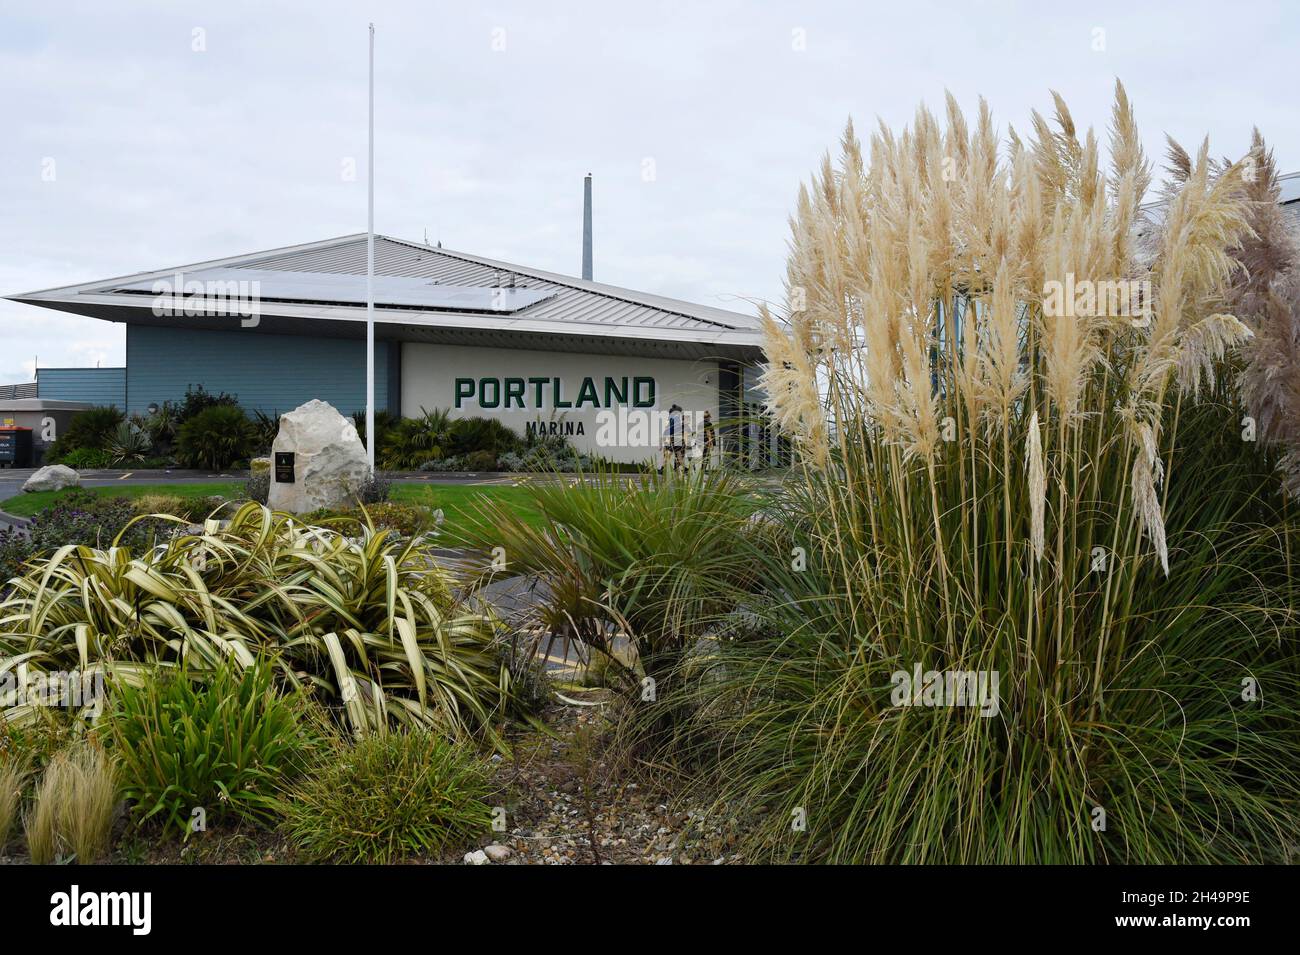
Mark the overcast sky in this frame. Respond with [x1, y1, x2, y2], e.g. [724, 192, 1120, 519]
[1, 0, 1296, 383]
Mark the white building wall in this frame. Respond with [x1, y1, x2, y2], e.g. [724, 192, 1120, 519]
[401, 343, 720, 464]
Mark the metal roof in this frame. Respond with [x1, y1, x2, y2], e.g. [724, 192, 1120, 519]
[6, 234, 764, 362]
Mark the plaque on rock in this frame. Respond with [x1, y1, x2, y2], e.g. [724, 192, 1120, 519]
[274, 452, 296, 483]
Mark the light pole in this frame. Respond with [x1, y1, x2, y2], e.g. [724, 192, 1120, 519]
[365, 22, 376, 473]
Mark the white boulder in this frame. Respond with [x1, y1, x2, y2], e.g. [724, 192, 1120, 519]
[267, 400, 370, 514]
[463, 849, 490, 865]
[22, 464, 81, 493]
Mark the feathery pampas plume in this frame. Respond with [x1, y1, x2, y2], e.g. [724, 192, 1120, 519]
[761, 80, 1251, 577]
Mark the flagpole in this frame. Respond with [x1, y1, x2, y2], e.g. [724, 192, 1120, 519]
[365, 22, 376, 473]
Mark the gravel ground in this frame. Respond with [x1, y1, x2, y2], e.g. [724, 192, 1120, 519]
[456, 697, 747, 865]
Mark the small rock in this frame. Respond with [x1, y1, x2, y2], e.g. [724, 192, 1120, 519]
[463, 849, 489, 865]
[484, 844, 512, 863]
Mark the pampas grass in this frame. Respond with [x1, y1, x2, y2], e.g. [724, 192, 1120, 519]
[1228, 133, 1300, 494]
[24, 741, 119, 864]
[658, 84, 1300, 863]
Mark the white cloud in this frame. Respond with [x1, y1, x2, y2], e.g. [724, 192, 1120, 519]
[2, 0, 1297, 380]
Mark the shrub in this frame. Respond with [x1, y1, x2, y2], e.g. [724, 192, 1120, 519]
[283, 730, 493, 863]
[38, 490, 156, 545]
[351, 408, 400, 449]
[55, 447, 113, 470]
[131, 494, 223, 523]
[176, 404, 256, 470]
[249, 410, 279, 455]
[0, 502, 520, 739]
[109, 662, 318, 837]
[352, 501, 436, 537]
[468, 469, 760, 719]
[47, 406, 123, 459]
[175, 385, 240, 424]
[671, 86, 1300, 863]
[353, 474, 391, 505]
[447, 417, 521, 458]
[105, 420, 153, 466]
[463, 450, 497, 472]
[0, 526, 33, 593]
[378, 408, 451, 470]
[24, 741, 118, 864]
[244, 471, 270, 505]
[139, 403, 179, 451]
[3, 492, 167, 587]
[497, 445, 591, 473]
[420, 454, 466, 472]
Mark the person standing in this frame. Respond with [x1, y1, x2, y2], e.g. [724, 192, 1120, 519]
[663, 403, 689, 473]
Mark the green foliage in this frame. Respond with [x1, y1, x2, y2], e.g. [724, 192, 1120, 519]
[447, 416, 521, 458]
[370, 409, 523, 470]
[249, 410, 280, 454]
[0, 502, 520, 739]
[463, 450, 497, 472]
[351, 409, 400, 449]
[47, 406, 124, 460]
[469, 469, 760, 710]
[55, 447, 114, 469]
[244, 471, 270, 505]
[1, 489, 169, 587]
[378, 408, 452, 470]
[175, 404, 255, 470]
[351, 501, 435, 537]
[109, 662, 318, 837]
[176, 385, 240, 423]
[282, 730, 493, 863]
[659, 395, 1300, 864]
[130, 493, 224, 523]
[106, 420, 152, 466]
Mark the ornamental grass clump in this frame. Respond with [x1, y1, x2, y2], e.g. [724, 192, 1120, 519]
[24, 740, 119, 864]
[282, 729, 494, 863]
[0, 501, 516, 740]
[668, 84, 1300, 862]
[109, 661, 320, 836]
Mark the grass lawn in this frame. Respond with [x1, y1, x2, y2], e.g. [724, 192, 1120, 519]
[0, 482, 242, 518]
[389, 482, 544, 543]
[1, 480, 545, 543]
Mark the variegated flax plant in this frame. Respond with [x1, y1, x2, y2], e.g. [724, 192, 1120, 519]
[0, 502, 516, 742]
[674, 84, 1300, 863]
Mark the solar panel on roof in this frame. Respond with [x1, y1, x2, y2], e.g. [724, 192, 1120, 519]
[1278, 174, 1300, 205]
[110, 267, 556, 314]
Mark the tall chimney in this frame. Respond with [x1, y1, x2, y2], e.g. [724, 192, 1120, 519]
[582, 173, 593, 281]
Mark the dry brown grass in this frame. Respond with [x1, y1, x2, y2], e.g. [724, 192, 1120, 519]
[24, 741, 118, 864]
[0, 760, 24, 851]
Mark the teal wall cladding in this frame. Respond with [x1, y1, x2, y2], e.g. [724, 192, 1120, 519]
[36, 367, 127, 406]
[125, 325, 396, 417]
